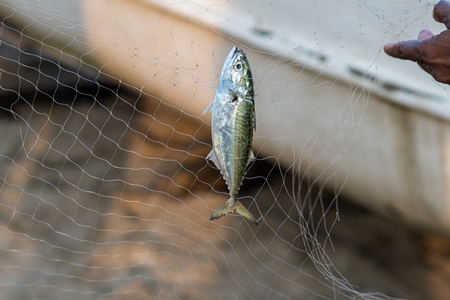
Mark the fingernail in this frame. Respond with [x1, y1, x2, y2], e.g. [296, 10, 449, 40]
[418, 29, 433, 40]
[383, 43, 394, 51]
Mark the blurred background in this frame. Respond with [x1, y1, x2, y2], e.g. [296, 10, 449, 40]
[1, 0, 450, 299]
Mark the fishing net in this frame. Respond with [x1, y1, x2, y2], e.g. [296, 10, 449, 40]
[0, 0, 449, 299]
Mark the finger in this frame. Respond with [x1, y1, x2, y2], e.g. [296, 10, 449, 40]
[383, 40, 422, 62]
[418, 29, 433, 40]
[433, 0, 450, 29]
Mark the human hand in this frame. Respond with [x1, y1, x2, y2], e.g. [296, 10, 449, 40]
[383, 0, 450, 84]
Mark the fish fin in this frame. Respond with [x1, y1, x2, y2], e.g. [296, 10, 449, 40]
[202, 102, 213, 114]
[247, 150, 255, 167]
[253, 107, 256, 130]
[206, 149, 220, 169]
[209, 198, 258, 225]
[228, 89, 238, 103]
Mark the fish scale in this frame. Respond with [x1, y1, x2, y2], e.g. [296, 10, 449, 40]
[203, 46, 258, 225]
[228, 97, 254, 193]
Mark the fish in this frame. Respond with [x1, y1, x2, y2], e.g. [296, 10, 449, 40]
[203, 46, 258, 225]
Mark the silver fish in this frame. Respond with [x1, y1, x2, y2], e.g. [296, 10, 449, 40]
[203, 46, 257, 225]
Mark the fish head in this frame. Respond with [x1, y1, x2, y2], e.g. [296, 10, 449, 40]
[221, 46, 254, 98]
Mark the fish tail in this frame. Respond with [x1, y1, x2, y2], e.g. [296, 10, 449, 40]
[209, 198, 258, 225]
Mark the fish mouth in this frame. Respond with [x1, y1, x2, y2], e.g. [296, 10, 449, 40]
[220, 46, 238, 77]
[230, 47, 246, 64]
[226, 46, 238, 64]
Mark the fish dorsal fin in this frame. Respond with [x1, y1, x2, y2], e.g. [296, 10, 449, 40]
[253, 106, 256, 130]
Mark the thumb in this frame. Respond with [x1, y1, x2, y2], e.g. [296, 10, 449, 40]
[434, 0, 450, 29]
[418, 29, 433, 41]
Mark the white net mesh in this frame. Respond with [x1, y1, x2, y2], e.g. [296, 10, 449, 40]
[1, 0, 450, 299]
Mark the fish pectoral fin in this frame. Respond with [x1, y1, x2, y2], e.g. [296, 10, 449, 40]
[206, 149, 220, 169]
[209, 198, 258, 225]
[228, 89, 238, 103]
[202, 102, 213, 115]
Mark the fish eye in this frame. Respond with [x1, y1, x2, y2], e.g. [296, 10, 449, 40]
[234, 62, 243, 71]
